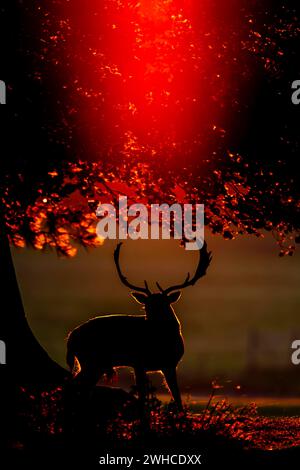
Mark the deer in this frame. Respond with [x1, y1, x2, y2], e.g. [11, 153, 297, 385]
[66, 242, 212, 409]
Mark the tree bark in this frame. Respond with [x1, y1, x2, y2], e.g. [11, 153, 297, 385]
[0, 206, 69, 385]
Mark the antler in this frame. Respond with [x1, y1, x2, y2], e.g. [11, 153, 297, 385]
[156, 241, 212, 295]
[114, 243, 151, 294]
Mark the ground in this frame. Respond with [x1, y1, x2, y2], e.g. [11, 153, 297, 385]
[6, 384, 300, 468]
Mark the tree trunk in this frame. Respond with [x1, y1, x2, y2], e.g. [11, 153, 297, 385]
[0, 207, 69, 385]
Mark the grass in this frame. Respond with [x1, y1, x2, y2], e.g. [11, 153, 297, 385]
[10, 387, 300, 468]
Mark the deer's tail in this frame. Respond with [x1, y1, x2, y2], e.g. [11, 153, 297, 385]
[66, 346, 75, 372]
[66, 332, 78, 374]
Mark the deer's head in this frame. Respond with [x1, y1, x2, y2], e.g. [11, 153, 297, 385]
[114, 242, 212, 322]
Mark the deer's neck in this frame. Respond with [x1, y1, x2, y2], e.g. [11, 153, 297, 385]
[147, 307, 181, 331]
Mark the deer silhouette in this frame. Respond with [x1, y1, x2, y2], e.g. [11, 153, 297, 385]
[66, 242, 212, 409]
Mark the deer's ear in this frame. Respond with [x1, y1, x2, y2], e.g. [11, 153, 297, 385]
[131, 292, 148, 304]
[167, 291, 181, 304]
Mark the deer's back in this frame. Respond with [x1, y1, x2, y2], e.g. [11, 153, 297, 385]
[68, 314, 146, 355]
[70, 314, 145, 337]
[68, 314, 184, 369]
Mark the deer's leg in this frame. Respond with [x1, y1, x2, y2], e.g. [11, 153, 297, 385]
[73, 362, 100, 391]
[162, 367, 183, 411]
[134, 368, 150, 429]
[134, 368, 148, 404]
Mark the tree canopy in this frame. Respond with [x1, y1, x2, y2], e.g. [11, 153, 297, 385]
[2, 0, 299, 256]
